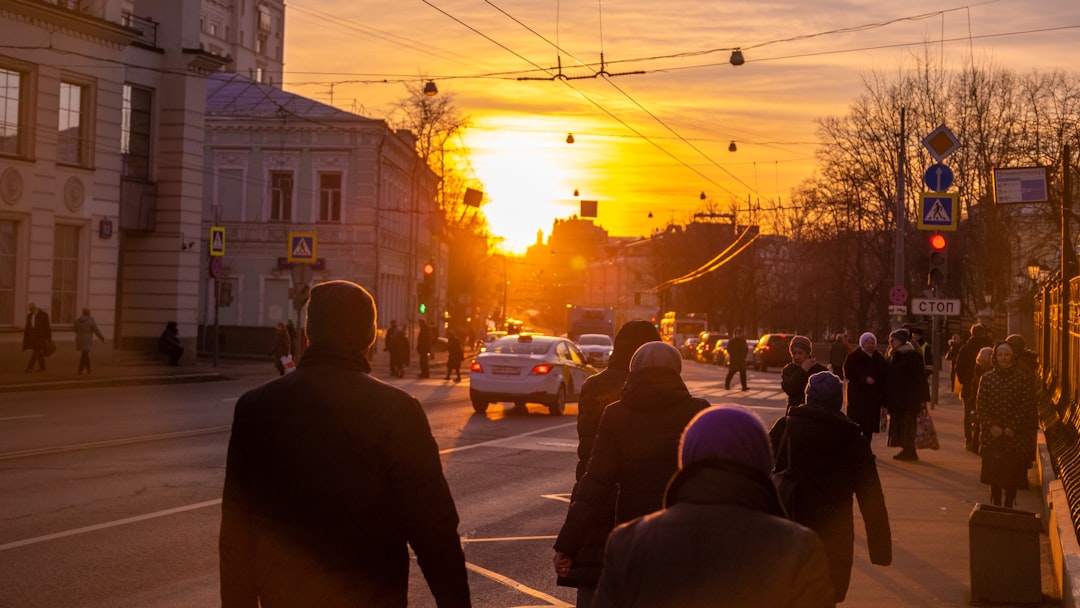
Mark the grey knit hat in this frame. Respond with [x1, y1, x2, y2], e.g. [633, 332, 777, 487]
[789, 335, 812, 355]
[630, 341, 683, 373]
[305, 280, 377, 349]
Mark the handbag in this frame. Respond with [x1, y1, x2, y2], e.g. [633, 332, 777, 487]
[43, 339, 56, 357]
[915, 407, 940, 450]
[770, 417, 800, 517]
[280, 354, 297, 374]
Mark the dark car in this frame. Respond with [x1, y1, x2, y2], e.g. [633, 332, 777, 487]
[752, 333, 794, 372]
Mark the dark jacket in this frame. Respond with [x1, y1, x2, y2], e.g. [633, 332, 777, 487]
[417, 323, 432, 356]
[843, 347, 886, 435]
[956, 335, 993, 396]
[219, 343, 471, 608]
[726, 336, 748, 370]
[23, 309, 51, 350]
[769, 407, 892, 601]
[593, 463, 836, 608]
[554, 367, 709, 581]
[829, 339, 850, 379]
[884, 344, 928, 414]
[781, 361, 828, 412]
[74, 314, 105, 352]
[446, 334, 464, 367]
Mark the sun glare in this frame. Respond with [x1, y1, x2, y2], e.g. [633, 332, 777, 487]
[466, 117, 601, 254]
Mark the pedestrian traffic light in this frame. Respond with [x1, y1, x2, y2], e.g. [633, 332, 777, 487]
[928, 233, 947, 287]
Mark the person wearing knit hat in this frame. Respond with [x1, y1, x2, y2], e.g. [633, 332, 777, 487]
[558, 320, 660, 601]
[844, 332, 887, 440]
[885, 327, 930, 461]
[554, 334, 710, 597]
[956, 323, 994, 452]
[780, 335, 827, 414]
[221, 280, 472, 607]
[769, 373, 893, 602]
[592, 405, 836, 607]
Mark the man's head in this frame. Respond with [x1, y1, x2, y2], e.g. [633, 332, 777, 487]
[630, 341, 682, 374]
[609, 320, 662, 369]
[970, 323, 987, 339]
[305, 280, 377, 350]
[679, 405, 773, 476]
[805, 371, 843, 411]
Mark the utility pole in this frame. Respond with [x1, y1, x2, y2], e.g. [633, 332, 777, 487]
[894, 107, 906, 330]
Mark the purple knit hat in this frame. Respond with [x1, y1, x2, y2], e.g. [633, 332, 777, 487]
[678, 405, 773, 476]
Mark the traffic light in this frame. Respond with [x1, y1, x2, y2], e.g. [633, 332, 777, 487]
[419, 262, 435, 314]
[928, 233, 947, 288]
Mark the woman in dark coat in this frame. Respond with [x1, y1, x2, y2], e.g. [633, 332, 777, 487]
[594, 406, 835, 608]
[444, 330, 464, 381]
[976, 342, 1038, 508]
[553, 342, 709, 606]
[781, 335, 827, 413]
[555, 320, 661, 605]
[769, 371, 892, 602]
[884, 328, 929, 461]
[843, 332, 886, 440]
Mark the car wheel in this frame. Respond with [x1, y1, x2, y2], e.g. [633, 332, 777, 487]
[548, 385, 566, 416]
[471, 398, 488, 414]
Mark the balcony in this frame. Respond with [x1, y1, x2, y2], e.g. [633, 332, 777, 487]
[121, 12, 158, 48]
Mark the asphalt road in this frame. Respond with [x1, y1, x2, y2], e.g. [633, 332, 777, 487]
[0, 361, 802, 607]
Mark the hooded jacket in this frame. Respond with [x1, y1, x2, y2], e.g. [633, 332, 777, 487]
[593, 463, 836, 608]
[769, 406, 892, 601]
[555, 367, 709, 574]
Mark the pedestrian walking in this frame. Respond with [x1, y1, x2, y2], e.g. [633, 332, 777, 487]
[74, 308, 106, 374]
[444, 329, 464, 382]
[976, 341, 1038, 508]
[556, 320, 661, 606]
[553, 342, 709, 606]
[946, 333, 964, 392]
[956, 323, 994, 452]
[592, 405, 836, 608]
[417, 319, 432, 378]
[385, 320, 408, 378]
[157, 321, 184, 365]
[220, 280, 471, 608]
[724, 327, 749, 391]
[269, 322, 292, 376]
[843, 332, 887, 441]
[769, 371, 892, 602]
[885, 329, 929, 461]
[781, 335, 827, 413]
[828, 331, 851, 380]
[22, 302, 51, 373]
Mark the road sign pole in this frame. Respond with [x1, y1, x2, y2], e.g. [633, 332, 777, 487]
[894, 107, 906, 330]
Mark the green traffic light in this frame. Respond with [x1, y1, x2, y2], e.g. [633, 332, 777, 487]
[419, 303, 427, 314]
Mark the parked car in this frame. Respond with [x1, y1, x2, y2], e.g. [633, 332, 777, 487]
[469, 334, 597, 416]
[479, 331, 507, 352]
[713, 338, 729, 366]
[679, 337, 700, 360]
[752, 333, 794, 372]
[576, 333, 614, 368]
[695, 331, 725, 364]
[722, 338, 757, 367]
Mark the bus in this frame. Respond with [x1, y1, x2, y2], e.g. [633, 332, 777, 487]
[659, 312, 708, 352]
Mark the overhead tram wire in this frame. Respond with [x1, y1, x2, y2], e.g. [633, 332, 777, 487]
[647, 227, 761, 293]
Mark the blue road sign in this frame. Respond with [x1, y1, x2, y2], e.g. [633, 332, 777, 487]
[917, 193, 958, 231]
[924, 163, 954, 193]
[287, 232, 317, 263]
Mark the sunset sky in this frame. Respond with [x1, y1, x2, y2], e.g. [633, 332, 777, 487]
[281, 0, 1079, 252]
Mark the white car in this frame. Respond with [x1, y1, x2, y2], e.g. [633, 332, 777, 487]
[576, 334, 614, 368]
[479, 331, 507, 352]
[469, 334, 597, 416]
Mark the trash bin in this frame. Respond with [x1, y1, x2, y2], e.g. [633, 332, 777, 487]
[969, 503, 1042, 604]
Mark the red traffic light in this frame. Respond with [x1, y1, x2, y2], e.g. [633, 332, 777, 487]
[423, 262, 435, 275]
[929, 234, 946, 251]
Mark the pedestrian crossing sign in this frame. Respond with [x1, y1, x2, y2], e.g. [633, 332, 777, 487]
[917, 193, 958, 231]
[209, 226, 225, 257]
[287, 232, 317, 263]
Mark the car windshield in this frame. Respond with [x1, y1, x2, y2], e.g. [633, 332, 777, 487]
[489, 338, 551, 355]
[578, 335, 612, 346]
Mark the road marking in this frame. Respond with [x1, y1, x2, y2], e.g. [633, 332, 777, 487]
[465, 561, 572, 607]
[541, 493, 571, 504]
[0, 426, 232, 461]
[0, 499, 222, 552]
[439, 422, 576, 455]
[461, 535, 557, 543]
[0, 414, 45, 422]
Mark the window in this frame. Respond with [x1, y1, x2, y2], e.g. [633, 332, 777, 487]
[258, 6, 271, 31]
[318, 172, 341, 222]
[121, 84, 152, 180]
[0, 66, 28, 157]
[270, 171, 292, 221]
[58, 81, 89, 165]
[0, 220, 15, 325]
[255, 66, 264, 83]
[256, 36, 265, 54]
[210, 22, 217, 36]
[52, 225, 80, 325]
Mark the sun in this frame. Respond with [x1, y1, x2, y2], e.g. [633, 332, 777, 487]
[465, 117, 593, 254]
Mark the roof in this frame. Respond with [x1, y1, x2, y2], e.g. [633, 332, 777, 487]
[205, 72, 376, 123]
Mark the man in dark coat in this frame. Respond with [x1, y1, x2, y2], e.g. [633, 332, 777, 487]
[594, 405, 835, 608]
[158, 321, 183, 365]
[955, 323, 993, 452]
[22, 302, 51, 372]
[828, 331, 850, 380]
[553, 342, 709, 604]
[843, 332, 887, 440]
[417, 319, 433, 378]
[885, 329, 930, 461]
[781, 335, 827, 413]
[557, 320, 661, 605]
[724, 327, 749, 390]
[219, 280, 471, 608]
[770, 372, 892, 602]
